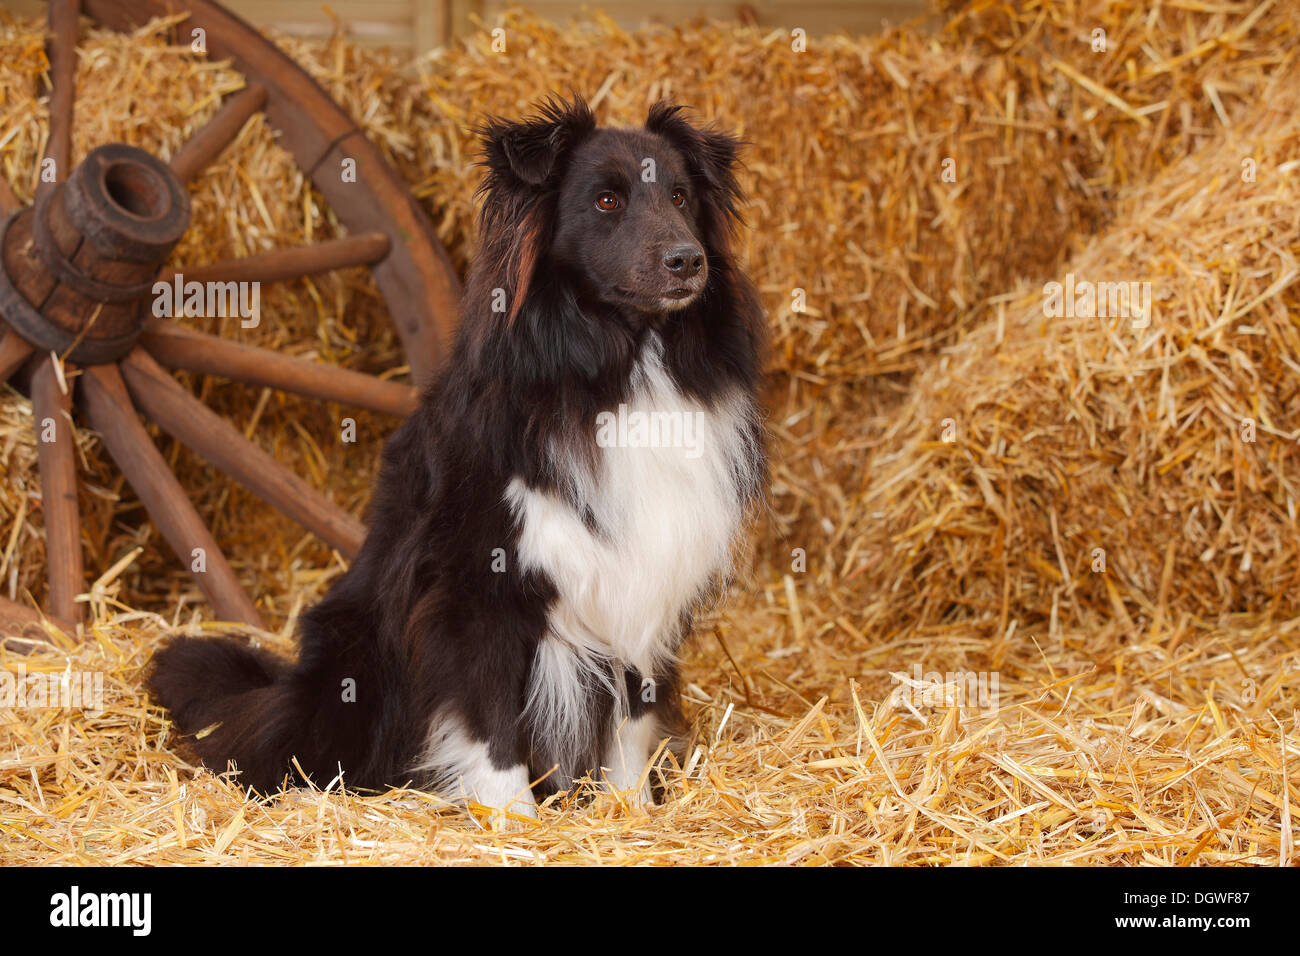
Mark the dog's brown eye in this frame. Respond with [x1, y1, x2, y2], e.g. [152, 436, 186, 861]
[671, 189, 686, 207]
[596, 192, 620, 211]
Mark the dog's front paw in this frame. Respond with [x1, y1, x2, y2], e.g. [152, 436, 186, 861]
[475, 798, 539, 832]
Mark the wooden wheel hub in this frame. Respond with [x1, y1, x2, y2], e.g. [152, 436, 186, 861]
[0, 144, 190, 364]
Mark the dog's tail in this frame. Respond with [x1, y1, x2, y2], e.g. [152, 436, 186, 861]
[146, 636, 306, 792]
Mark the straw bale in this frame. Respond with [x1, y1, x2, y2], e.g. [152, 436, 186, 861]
[840, 55, 1300, 644]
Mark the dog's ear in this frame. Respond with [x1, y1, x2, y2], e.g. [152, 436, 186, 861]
[645, 101, 744, 211]
[480, 96, 595, 186]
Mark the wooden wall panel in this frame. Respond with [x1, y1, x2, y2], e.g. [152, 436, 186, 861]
[0, 1, 927, 53]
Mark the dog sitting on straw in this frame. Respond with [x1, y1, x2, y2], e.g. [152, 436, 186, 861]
[147, 96, 766, 820]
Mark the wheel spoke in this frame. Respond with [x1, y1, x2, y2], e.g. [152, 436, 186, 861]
[0, 331, 34, 383]
[169, 83, 267, 184]
[120, 348, 365, 558]
[41, 0, 80, 199]
[0, 595, 73, 649]
[78, 363, 263, 627]
[30, 355, 84, 624]
[0, 177, 19, 216]
[167, 232, 390, 286]
[140, 318, 418, 416]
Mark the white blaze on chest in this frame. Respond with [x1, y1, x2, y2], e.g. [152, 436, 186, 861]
[506, 335, 753, 672]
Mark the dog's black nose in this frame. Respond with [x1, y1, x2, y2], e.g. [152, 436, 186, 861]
[663, 245, 704, 278]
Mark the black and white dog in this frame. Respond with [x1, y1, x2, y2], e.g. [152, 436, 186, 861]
[148, 97, 766, 818]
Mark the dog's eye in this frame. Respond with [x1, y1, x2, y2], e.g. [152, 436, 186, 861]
[671, 188, 687, 207]
[596, 192, 620, 211]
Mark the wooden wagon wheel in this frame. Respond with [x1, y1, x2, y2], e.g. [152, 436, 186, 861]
[0, 0, 461, 634]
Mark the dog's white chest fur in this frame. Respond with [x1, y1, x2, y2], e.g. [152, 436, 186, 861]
[507, 334, 754, 676]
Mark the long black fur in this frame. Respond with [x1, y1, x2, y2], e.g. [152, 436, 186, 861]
[147, 96, 765, 796]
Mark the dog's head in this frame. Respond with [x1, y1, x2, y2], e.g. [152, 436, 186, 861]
[477, 96, 744, 320]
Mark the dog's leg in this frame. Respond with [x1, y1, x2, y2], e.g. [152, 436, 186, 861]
[419, 714, 538, 822]
[454, 742, 538, 822]
[603, 712, 659, 807]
